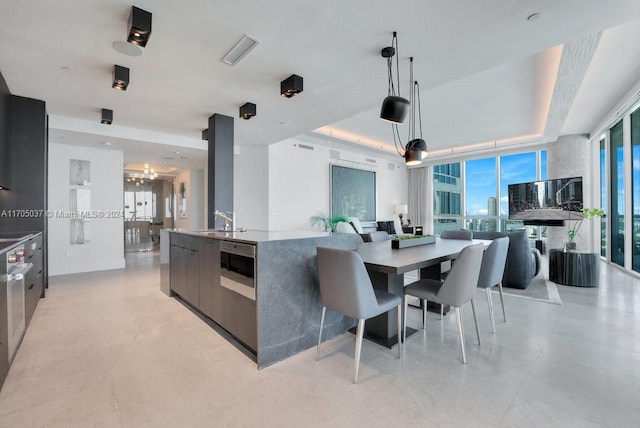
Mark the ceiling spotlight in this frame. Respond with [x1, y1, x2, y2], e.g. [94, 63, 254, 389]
[128, 6, 152, 47]
[112, 65, 129, 90]
[239, 102, 257, 119]
[280, 74, 303, 98]
[202, 129, 208, 140]
[101, 108, 113, 124]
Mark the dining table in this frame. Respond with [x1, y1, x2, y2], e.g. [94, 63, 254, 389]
[355, 237, 492, 348]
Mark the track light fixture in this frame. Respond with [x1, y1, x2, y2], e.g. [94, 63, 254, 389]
[380, 32, 409, 124]
[127, 6, 152, 47]
[101, 108, 113, 124]
[280, 74, 303, 98]
[112, 65, 129, 90]
[239, 102, 256, 119]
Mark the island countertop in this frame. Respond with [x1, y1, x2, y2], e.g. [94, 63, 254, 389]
[169, 228, 333, 244]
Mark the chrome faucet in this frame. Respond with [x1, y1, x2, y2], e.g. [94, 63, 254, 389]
[214, 210, 235, 231]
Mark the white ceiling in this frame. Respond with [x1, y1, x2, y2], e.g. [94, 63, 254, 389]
[1, 0, 640, 170]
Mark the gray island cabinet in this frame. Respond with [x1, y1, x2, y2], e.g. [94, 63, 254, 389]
[164, 230, 357, 368]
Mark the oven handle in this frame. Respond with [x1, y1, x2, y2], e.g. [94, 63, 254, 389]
[2, 262, 33, 282]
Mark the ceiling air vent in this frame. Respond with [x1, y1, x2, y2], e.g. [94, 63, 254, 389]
[221, 35, 259, 66]
[366, 158, 377, 164]
[297, 144, 314, 151]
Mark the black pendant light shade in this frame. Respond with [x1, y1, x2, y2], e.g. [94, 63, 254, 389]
[380, 95, 410, 124]
[409, 138, 428, 159]
[128, 6, 152, 47]
[404, 147, 422, 166]
[112, 65, 129, 90]
[101, 108, 113, 124]
[281, 74, 303, 98]
[239, 102, 256, 119]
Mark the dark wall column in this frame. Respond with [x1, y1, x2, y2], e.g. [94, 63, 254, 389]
[207, 113, 234, 229]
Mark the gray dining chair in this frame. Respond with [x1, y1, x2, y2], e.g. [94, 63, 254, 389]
[477, 236, 509, 333]
[403, 243, 484, 363]
[440, 229, 473, 240]
[367, 230, 390, 242]
[438, 228, 474, 317]
[316, 247, 402, 383]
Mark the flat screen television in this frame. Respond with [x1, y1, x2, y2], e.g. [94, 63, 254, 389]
[508, 176, 583, 226]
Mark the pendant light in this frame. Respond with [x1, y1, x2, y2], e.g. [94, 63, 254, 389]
[380, 32, 409, 124]
[380, 32, 428, 165]
[406, 79, 428, 161]
[387, 57, 429, 165]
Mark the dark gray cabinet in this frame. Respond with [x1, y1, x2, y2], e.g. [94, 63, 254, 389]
[169, 233, 256, 352]
[170, 239, 189, 299]
[0, 251, 8, 390]
[24, 234, 44, 327]
[220, 284, 257, 351]
[170, 233, 201, 308]
[198, 238, 221, 320]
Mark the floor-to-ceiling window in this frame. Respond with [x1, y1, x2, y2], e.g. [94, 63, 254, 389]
[433, 162, 462, 234]
[610, 120, 625, 267]
[499, 152, 538, 233]
[600, 137, 607, 258]
[432, 149, 546, 235]
[631, 109, 640, 272]
[465, 157, 497, 232]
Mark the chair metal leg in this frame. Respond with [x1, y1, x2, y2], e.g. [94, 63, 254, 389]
[486, 287, 496, 333]
[440, 303, 444, 320]
[316, 306, 326, 360]
[354, 318, 365, 383]
[423, 299, 427, 329]
[454, 307, 466, 364]
[403, 297, 408, 343]
[498, 281, 507, 322]
[471, 297, 481, 346]
[396, 305, 402, 358]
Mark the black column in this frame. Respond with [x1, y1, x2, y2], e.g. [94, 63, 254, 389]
[207, 113, 234, 229]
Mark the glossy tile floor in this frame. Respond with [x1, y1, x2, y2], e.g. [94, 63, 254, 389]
[0, 251, 639, 427]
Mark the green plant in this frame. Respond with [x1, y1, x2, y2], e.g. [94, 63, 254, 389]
[393, 235, 430, 241]
[310, 213, 350, 232]
[567, 207, 605, 243]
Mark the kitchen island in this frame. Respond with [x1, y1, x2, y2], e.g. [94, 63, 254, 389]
[161, 229, 357, 368]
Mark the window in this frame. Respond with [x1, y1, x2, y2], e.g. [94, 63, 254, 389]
[433, 162, 462, 234]
[433, 150, 546, 235]
[631, 109, 640, 272]
[610, 120, 625, 267]
[465, 158, 496, 216]
[600, 138, 607, 258]
[499, 152, 537, 215]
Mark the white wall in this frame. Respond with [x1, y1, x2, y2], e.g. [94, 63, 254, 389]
[48, 143, 125, 275]
[174, 168, 205, 230]
[267, 138, 408, 231]
[234, 145, 269, 230]
[546, 134, 593, 251]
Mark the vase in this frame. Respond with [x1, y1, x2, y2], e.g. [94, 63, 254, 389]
[564, 241, 576, 252]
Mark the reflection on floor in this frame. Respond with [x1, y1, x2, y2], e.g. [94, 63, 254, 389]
[0, 252, 638, 426]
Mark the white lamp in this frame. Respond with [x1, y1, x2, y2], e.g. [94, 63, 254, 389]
[395, 204, 408, 225]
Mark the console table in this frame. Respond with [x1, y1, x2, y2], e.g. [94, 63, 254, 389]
[548, 249, 599, 287]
